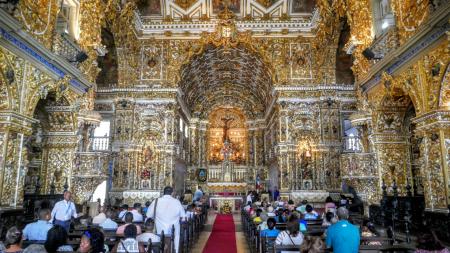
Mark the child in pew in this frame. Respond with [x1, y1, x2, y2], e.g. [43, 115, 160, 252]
[253, 209, 263, 224]
[304, 205, 319, 220]
[275, 215, 304, 253]
[112, 224, 145, 253]
[136, 219, 160, 244]
[260, 218, 280, 238]
[78, 227, 108, 253]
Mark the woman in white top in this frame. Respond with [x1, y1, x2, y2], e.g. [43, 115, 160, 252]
[112, 224, 145, 253]
[275, 215, 304, 253]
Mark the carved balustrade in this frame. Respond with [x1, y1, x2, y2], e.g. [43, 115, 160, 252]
[52, 33, 84, 64]
[342, 136, 363, 153]
[89, 136, 111, 151]
[368, 26, 400, 61]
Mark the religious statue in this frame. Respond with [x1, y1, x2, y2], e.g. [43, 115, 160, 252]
[221, 116, 234, 143]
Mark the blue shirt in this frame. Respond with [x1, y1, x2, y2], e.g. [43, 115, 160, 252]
[260, 228, 280, 237]
[326, 220, 360, 253]
[100, 218, 119, 230]
[299, 220, 308, 232]
[23, 220, 53, 241]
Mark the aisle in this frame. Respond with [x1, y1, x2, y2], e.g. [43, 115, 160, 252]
[202, 214, 237, 253]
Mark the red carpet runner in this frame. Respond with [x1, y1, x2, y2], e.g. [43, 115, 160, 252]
[202, 214, 237, 253]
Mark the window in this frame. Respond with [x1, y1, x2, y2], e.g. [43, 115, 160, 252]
[371, 0, 395, 37]
[94, 121, 110, 137]
[92, 121, 110, 151]
[56, 0, 80, 40]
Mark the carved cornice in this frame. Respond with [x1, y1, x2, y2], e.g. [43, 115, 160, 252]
[360, 4, 450, 92]
[372, 133, 408, 144]
[0, 9, 92, 93]
[0, 111, 38, 134]
[412, 110, 450, 132]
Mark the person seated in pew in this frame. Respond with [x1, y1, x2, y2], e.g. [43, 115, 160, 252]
[116, 212, 142, 235]
[321, 212, 336, 228]
[45, 225, 74, 252]
[260, 218, 280, 238]
[112, 225, 145, 253]
[78, 228, 107, 253]
[324, 196, 336, 214]
[185, 205, 195, 220]
[296, 200, 308, 214]
[1, 227, 23, 253]
[93, 206, 107, 225]
[253, 209, 263, 224]
[100, 210, 119, 231]
[275, 215, 304, 253]
[360, 219, 381, 246]
[325, 207, 359, 253]
[304, 205, 319, 220]
[244, 201, 252, 213]
[22, 244, 46, 253]
[130, 203, 144, 222]
[267, 206, 276, 217]
[298, 213, 308, 233]
[118, 205, 129, 221]
[287, 200, 296, 212]
[136, 219, 160, 244]
[142, 201, 151, 216]
[300, 236, 324, 253]
[415, 230, 450, 253]
[22, 208, 53, 241]
[276, 209, 286, 223]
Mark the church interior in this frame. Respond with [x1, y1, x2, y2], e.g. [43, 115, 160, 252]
[0, 0, 449, 252]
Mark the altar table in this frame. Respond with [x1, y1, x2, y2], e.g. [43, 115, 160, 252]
[209, 196, 243, 213]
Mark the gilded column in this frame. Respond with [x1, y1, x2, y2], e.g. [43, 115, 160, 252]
[413, 111, 450, 211]
[0, 112, 35, 206]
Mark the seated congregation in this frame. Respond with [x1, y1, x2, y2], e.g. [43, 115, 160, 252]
[0, 187, 208, 253]
[241, 195, 449, 253]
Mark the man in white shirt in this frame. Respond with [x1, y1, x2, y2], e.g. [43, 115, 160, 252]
[92, 206, 107, 224]
[51, 191, 78, 232]
[130, 203, 144, 222]
[246, 191, 253, 204]
[147, 186, 186, 253]
[118, 204, 129, 220]
[99, 210, 118, 230]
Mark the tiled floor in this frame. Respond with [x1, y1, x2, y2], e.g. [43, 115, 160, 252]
[190, 210, 250, 253]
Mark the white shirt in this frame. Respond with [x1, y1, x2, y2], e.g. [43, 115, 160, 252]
[92, 212, 107, 224]
[147, 195, 186, 253]
[136, 232, 160, 243]
[246, 195, 252, 204]
[100, 218, 118, 230]
[147, 195, 186, 234]
[130, 209, 143, 222]
[275, 231, 304, 253]
[118, 210, 128, 220]
[51, 200, 77, 222]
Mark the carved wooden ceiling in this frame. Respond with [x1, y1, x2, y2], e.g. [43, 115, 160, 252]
[180, 44, 272, 119]
[136, 0, 318, 38]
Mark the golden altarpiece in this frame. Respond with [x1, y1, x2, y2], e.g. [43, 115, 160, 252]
[0, 0, 448, 217]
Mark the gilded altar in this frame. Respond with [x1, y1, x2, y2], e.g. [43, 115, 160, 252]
[210, 196, 243, 214]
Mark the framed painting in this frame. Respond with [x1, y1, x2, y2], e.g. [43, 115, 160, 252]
[291, 0, 315, 13]
[212, 0, 240, 14]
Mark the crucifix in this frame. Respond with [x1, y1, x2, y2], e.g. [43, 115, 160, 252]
[221, 116, 234, 143]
